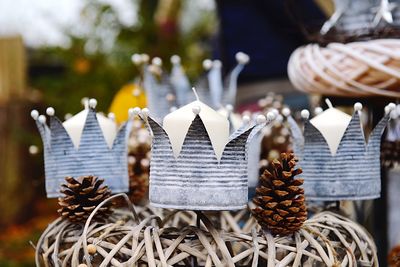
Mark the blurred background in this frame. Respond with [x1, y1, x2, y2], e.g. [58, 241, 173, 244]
[0, 0, 338, 265]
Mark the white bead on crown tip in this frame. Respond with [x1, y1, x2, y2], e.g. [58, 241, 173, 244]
[235, 52, 250, 64]
[170, 106, 177, 112]
[192, 105, 201, 115]
[258, 114, 268, 124]
[354, 102, 363, 112]
[152, 57, 162, 67]
[81, 97, 89, 108]
[213, 60, 222, 68]
[314, 107, 323, 115]
[31, 110, 39, 120]
[388, 102, 396, 111]
[242, 115, 250, 124]
[271, 108, 279, 117]
[130, 107, 141, 116]
[266, 111, 276, 121]
[141, 54, 149, 63]
[46, 107, 55, 116]
[281, 107, 291, 117]
[131, 54, 142, 65]
[108, 113, 115, 121]
[89, 98, 97, 109]
[301, 109, 310, 119]
[64, 113, 72, 120]
[202, 59, 213, 70]
[387, 103, 397, 118]
[38, 115, 47, 124]
[141, 108, 149, 118]
[170, 55, 180, 64]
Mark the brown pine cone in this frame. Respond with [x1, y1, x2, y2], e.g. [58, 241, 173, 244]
[127, 124, 150, 204]
[58, 176, 113, 223]
[252, 152, 307, 236]
[128, 163, 148, 204]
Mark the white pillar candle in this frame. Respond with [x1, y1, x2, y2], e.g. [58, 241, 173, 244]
[63, 99, 117, 149]
[310, 99, 352, 155]
[163, 89, 230, 160]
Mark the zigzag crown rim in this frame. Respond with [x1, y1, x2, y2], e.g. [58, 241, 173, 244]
[282, 104, 395, 201]
[284, 104, 394, 156]
[30, 102, 133, 198]
[139, 52, 251, 115]
[31, 106, 134, 151]
[136, 109, 269, 161]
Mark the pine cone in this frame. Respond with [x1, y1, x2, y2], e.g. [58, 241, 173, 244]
[127, 124, 150, 204]
[128, 161, 148, 204]
[252, 152, 307, 236]
[388, 245, 400, 267]
[58, 176, 113, 223]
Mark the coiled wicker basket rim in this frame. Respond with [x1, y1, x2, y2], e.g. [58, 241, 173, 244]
[288, 39, 400, 98]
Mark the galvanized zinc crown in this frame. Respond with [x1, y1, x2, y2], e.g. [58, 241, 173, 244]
[139, 107, 271, 210]
[31, 99, 132, 198]
[133, 52, 250, 120]
[283, 102, 395, 201]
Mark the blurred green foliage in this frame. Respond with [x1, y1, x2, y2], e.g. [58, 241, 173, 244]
[30, 0, 217, 115]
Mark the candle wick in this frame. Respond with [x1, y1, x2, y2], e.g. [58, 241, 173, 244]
[325, 98, 333, 109]
[192, 87, 200, 102]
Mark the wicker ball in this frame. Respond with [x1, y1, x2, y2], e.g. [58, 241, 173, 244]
[288, 39, 400, 98]
[36, 194, 378, 267]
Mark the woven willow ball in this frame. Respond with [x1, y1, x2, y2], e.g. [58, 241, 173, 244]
[288, 39, 400, 98]
[36, 194, 378, 267]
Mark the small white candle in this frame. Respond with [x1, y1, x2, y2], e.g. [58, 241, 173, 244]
[63, 99, 117, 149]
[310, 99, 352, 155]
[163, 89, 230, 160]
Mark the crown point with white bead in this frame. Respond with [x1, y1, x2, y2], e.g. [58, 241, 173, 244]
[170, 55, 181, 64]
[256, 114, 267, 124]
[202, 59, 213, 70]
[212, 60, 222, 68]
[266, 112, 276, 121]
[388, 102, 396, 111]
[130, 107, 141, 116]
[38, 115, 46, 124]
[192, 105, 201, 115]
[131, 53, 142, 65]
[31, 110, 39, 120]
[242, 115, 251, 124]
[89, 98, 97, 109]
[141, 108, 149, 117]
[46, 107, 55, 116]
[235, 52, 250, 64]
[281, 107, 291, 117]
[152, 57, 162, 67]
[314, 107, 323, 115]
[141, 54, 149, 63]
[354, 102, 363, 112]
[301, 109, 310, 119]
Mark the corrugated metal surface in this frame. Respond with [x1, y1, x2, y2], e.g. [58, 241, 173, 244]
[288, 111, 389, 201]
[145, 115, 263, 210]
[35, 108, 130, 198]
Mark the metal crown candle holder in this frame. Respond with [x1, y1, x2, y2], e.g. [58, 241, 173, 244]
[138, 106, 271, 210]
[133, 52, 249, 120]
[31, 99, 132, 197]
[283, 102, 395, 201]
